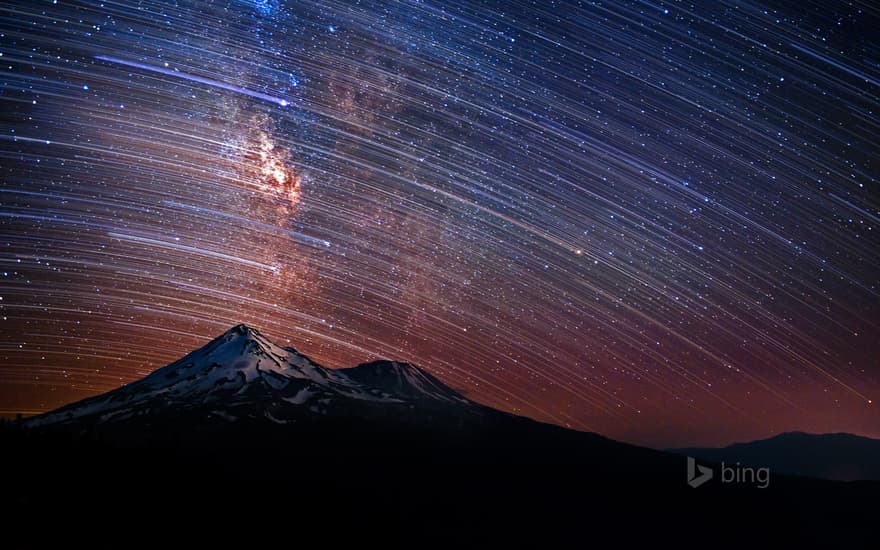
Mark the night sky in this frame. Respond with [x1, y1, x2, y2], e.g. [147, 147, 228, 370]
[0, 0, 877, 447]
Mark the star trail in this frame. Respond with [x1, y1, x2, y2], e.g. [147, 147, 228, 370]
[0, 0, 877, 447]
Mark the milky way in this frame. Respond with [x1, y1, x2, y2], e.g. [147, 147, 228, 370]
[0, 0, 877, 446]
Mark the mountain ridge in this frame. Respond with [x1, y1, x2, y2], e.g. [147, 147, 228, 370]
[670, 431, 880, 481]
[25, 323, 484, 429]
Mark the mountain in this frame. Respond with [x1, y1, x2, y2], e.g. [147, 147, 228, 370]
[4, 325, 877, 548]
[26, 324, 477, 431]
[671, 432, 880, 482]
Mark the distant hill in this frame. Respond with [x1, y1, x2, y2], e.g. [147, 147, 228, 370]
[671, 432, 880, 481]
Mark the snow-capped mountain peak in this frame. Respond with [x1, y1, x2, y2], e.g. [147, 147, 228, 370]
[340, 360, 471, 404]
[137, 322, 333, 387]
[27, 324, 477, 428]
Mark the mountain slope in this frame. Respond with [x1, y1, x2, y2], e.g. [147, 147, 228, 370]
[671, 432, 880, 481]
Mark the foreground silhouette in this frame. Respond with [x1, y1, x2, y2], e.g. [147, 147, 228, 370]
[3, 325, 876, 548]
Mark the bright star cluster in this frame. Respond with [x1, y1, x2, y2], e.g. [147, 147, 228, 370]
[0, 0, 877, 446]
